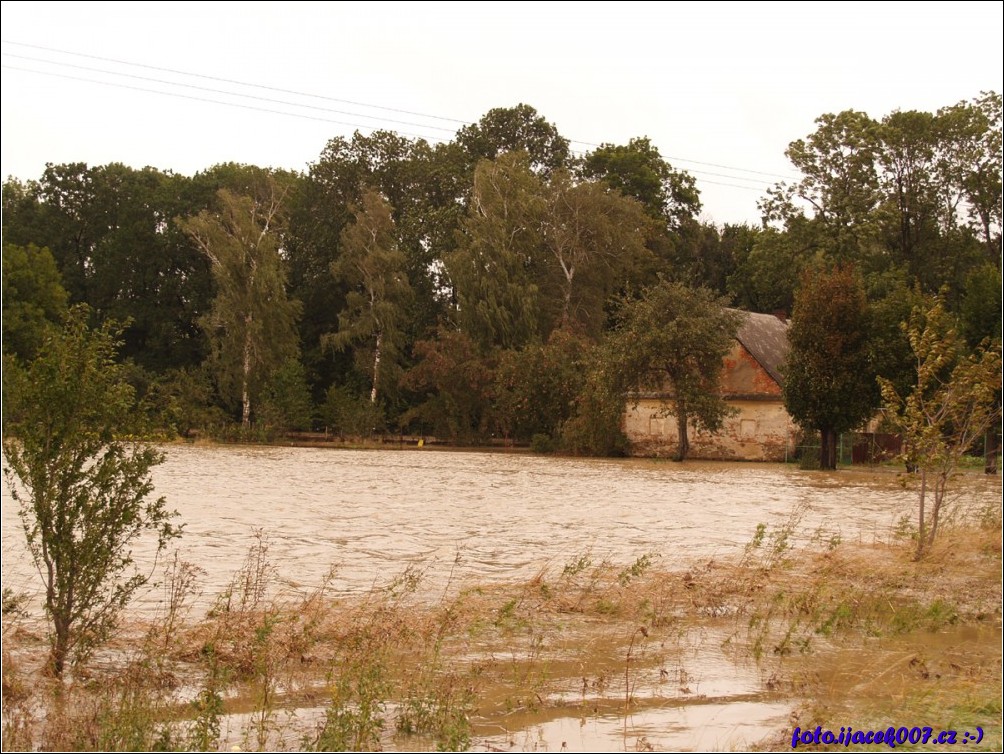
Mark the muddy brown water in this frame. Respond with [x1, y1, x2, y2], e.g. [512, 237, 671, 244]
[4, 445, 982, 610]
[2, 446, 999, 751]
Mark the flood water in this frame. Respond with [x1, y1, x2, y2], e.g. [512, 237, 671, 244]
[3, 446, 999, 751]
[2, 444, 998, 611]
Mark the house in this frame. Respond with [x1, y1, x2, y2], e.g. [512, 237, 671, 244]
[622, 311, 796, 461]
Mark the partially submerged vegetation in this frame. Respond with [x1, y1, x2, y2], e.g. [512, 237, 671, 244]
[4, 497, 1000, 751]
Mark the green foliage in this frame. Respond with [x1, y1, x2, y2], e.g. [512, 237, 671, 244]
[456, 103, 571, 176]
[143, 365, 226, 438]
[259, 358, 315, 432]
[960, 263, 1003, 348]
[529, 433, 556, 454]
[177, 180, 301, 428]
[541, 172, 655, 334]
[581, 136, 701, 229]
[309, 645, 389, 752]
[726, 227, 804, 314]
[880, 298, 1002, 557]
[447, 152, 549, 350]
[323, 384, 385, 437]
[400, 328, 496, 443]
[783, 264, 876, 469]
[493, 329, 592, 442]
[2, 165, 214, 372]
[559, 352, 630, 456]
[1, 243, 69, 362]
[1, 307, 182, 676]
[324, 188, 413, 405]
[601, 279, 744, 460]
[617, 554, 653, 587]
[762, 94, 1001, 297]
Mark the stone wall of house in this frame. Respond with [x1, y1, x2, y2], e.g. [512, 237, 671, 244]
[623, 398, 795, 461]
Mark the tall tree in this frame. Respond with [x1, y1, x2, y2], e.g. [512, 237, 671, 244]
[447, 153, 548, 350]
[604, 280, 744, 461]
[287, 131, 455, 401]
[177, 180, 301, 428]
[400, 327, 496, 444]
[456, 104, 571, 176]
[581, 136, 700, 231]
[761, 110, 883, 264]
[936, 92, 1002, 257]
[324, 189, 413, 404]
[542, 172, 653, 335]
[783, 264, 876, 469]
[2, 164, 214, 372]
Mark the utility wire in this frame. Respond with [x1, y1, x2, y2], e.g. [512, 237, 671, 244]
[2, 38, 798, 182]
[2, 52, 460, 135]
[5, 61, 776, 195]
[1, 39, 470, 125]
[1, 64, 450, 144]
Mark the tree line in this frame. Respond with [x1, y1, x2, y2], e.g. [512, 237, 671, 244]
[3, 96, 1001, 457]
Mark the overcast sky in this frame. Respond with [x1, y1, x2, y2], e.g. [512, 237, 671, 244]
[2, 1, 1001, 225]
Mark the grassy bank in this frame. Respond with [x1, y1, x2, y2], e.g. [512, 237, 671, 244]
[3, 506, 1000, 751]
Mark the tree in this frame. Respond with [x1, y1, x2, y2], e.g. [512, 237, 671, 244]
[604, 280, 744, 461]
[879, 299, 1002, 558]
[542, 172, 653, 335]
[783, 264, 876, 470]
[761, 110, 882, 263]
[581, 136, 700, 230]
[177, 181, 301, 428]
[447, 153, 548, 350]
[493, 329, 592, 443]
[400, 327, 496, 444]
[2, 164, 214, 373]
[324, 189, 413, 405]
[456, 103, 571, 176]
[2, 243, 69, 362]
[2, 307, 181, 677]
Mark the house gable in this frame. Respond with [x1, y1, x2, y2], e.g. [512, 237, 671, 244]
[623, 309, 794, 461]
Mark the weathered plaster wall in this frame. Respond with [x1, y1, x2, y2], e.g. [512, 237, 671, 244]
[623, 342, 794, 461]
[624, 398, 795, 461]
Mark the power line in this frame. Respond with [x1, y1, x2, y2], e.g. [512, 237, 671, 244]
[2, 52, 461, 135]
[1, 38, 799, 183]
[566, 137, 797, 180]
[1, 39, 471, 125]
[4, 63, 777, 192]
[1, 64, 452, 144]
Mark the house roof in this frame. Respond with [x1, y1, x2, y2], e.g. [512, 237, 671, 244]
[733, 311, 790, 386]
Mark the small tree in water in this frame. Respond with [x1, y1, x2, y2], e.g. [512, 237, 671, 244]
[880, 299, 1001, 559]
[2, 307, 182, 676]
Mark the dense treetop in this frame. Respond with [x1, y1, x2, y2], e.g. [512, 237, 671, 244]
[3, 96, 1000, 451]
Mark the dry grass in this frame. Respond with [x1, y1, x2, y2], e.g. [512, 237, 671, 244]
[3, 513, 1000, 751]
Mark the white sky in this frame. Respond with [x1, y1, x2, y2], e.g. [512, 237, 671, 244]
[2, 1, 1001, 225]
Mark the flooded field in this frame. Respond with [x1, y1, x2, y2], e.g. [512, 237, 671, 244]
[2, 444, 965, 609]
[3, 446, 1000, 751]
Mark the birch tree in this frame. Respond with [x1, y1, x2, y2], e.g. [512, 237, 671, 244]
[324, 189, 412, 404]
[177, 182, 300, 428]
